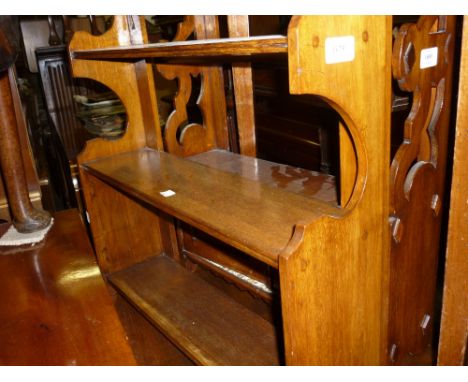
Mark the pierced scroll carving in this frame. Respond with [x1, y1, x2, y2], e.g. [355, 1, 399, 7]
[156, 16, 229, 157]
[391, 16, 451, 212]
[158, 65, 215, 156]
[388, 15, 455, 364]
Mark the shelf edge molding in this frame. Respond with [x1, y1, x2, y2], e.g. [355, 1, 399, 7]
[71, 35, 288, 61]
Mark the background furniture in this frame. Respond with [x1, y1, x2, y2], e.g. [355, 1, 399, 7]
[0, 67, 43, 223]
[0, 16, 50, 232]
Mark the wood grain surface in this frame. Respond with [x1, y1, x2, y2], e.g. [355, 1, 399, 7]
[0, 210, 136, 365]
[280, 15, 392, 365]
[227, 16, 257, 156]
[72, 35, 288, 61]
[388, 16, 456, 363]
[109, 254, 280, 365]
[83, 148, 340, 268]
[437, 16, 468, 366]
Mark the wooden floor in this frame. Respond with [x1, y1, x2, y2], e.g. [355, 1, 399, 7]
[0, 209, 136, 365]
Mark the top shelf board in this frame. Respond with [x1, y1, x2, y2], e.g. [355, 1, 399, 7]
[82, 149, 341, 268]
[71, 35, 288, 61]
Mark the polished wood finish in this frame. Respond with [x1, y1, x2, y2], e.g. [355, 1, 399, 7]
[71, 35, 288, 61]
[0, 67, 51, 232]
[437, 17, 468, 366]
[0, 210, 136, 365]
[156, 15, 229, 157]
[6, 68, 41, 199]
[180, 239, 274, 302]
[189, 149, 337, 204]
[84, 173, 163, 274]
[70, 17, 164, 273]
[227, 16, 256, 156]
[0, 67, 43, 221]
[0, 16, 19, 71]
[388, 16, 456, 364]
[109, 254, 280, 365]
[113, 291, 193, 365]
[82, 148, 338, 268]
[68, 15, 457, 365]
[338, 122, 357, 206]
[280, 16, 392, 365]
[70, 16, 162, 164]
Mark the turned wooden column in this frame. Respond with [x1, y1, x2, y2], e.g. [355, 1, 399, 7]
[0, 16, 51, 233]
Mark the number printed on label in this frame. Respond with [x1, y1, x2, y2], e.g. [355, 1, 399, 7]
[325, 36, 355, 64]
[420, 47, 438, 69]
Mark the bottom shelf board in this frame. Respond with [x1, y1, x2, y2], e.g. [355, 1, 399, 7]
[108, 255, 281, 366]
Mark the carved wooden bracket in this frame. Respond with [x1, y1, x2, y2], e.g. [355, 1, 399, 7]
[388, 15, 455, 363]
[391, 16, 452, 212]
[157, 65, 214, 156]
[156, 16, 229, 157]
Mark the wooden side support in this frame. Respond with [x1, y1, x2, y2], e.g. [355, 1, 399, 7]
[69, 16, 164, 272]
[437, 16, 468, 366]
[388, 16, 456, 363]
[281, 16, 392, 365]
[227, 16, 256, 157]
[69, 16, 162, 163]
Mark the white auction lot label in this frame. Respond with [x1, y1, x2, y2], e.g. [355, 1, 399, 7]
[420, 47, 438, 69]
[325, 36, 355, 64]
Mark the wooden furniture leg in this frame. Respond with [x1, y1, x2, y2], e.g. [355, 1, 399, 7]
[0, 72, 51, 233]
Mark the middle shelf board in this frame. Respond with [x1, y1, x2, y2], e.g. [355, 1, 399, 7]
[71, 35, 288, 62]
[189, 149, 337, 205]
[82, 148, 340, 268]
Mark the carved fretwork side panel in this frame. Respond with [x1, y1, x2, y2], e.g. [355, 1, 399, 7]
[156, 16, 229, 157]
[69, 16, 164, 273]
[388, 16, 456, 364]
[70, 16, 163, 163]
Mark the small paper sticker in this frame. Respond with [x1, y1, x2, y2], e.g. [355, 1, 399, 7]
[420, 314, 431, 330]
[325, 36, 355, 64]
[420, 47, 438, 69]
[160, 189, 176, 197]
